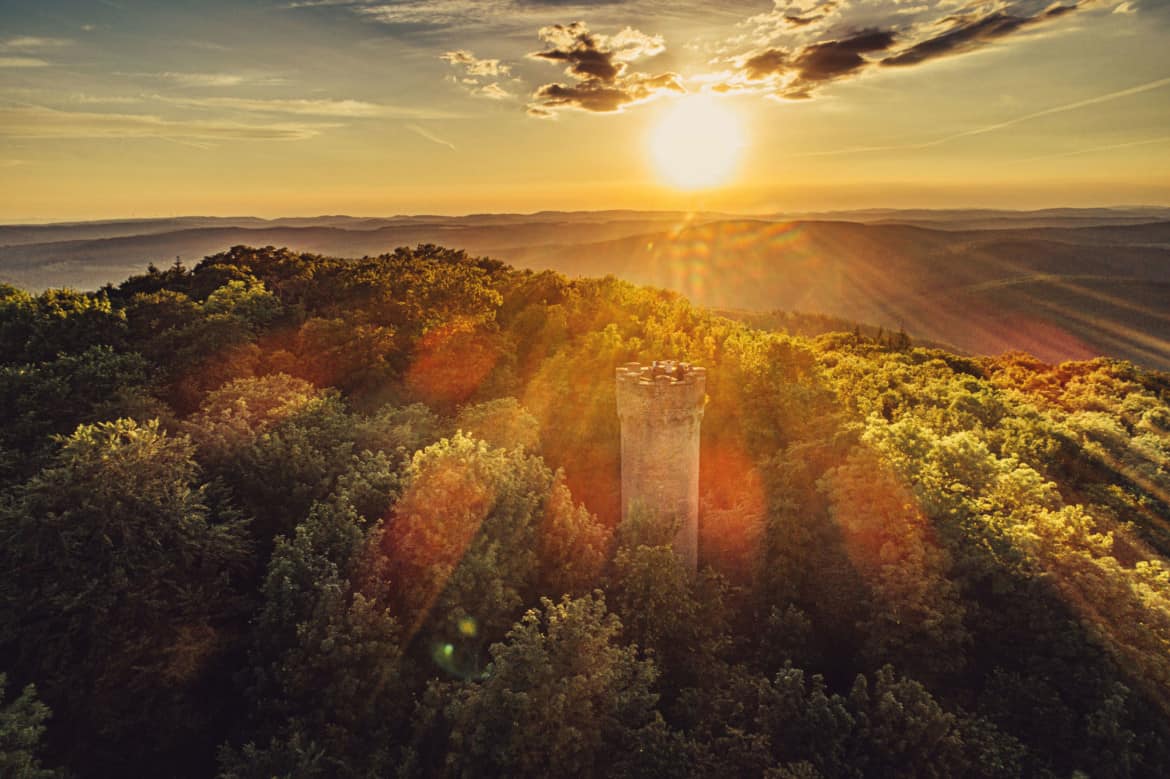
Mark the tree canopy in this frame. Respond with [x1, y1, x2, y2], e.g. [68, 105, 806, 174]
[0, 244, 1168, 777]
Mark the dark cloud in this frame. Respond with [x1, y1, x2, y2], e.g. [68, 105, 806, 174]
[528, 21, 680, 115]
[735, 29, 895, 98]
[531, 72, 682, 113]
[784, 14, 820, 27]
[530, 23, 621, 81]
[883, 4, 1081, 67]
[742, 48, 787, 80]
[793, 29, 894, 82]
[729, 1, 1094, 99]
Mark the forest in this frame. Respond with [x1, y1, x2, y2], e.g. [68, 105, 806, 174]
[2, 244, 1169, 778]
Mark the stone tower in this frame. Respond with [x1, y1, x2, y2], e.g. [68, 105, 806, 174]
[615, 360, 706, 571]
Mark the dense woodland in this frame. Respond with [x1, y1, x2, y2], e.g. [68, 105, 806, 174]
[2, 244, 1170, 777]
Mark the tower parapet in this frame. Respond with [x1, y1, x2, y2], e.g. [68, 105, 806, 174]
[616, 360, 706, 571]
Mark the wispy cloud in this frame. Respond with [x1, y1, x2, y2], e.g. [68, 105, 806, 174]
[915, 74, 1170, 147]
[0, 57, 50, 68]
[126, 72, 285, 88]
[476, 82, 511, 99]
[797, 75, 1170, 157]
[154, 95, 462, 119]
[406, 123, 456, 150]
[358, 1, 511, 26]
[72, 93, 146, 105]
[1024, 135, 1170, 161]
[441, 49, 510, 78]
[0, 106, 336, 141]
[440, 50, 516, 100]
[0, 36, 74, 50]
[0, 35, 73, 68]
[285, 0, 374, 7]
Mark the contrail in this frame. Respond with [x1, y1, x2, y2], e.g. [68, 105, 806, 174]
[1023, 134, 1170, 161]
[406, 123, 456, 151]
[799, 75, 1170, 157]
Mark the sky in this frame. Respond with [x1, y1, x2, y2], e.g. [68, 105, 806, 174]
[1, 0, 1169, 220]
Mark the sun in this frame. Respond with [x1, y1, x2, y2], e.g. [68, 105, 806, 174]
[648, 94, 746, 191]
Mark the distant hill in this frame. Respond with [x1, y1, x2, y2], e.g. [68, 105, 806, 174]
[3, 208, 1170, 369]
[497, 219, 1170, 369]
[0, 214, 739, 291]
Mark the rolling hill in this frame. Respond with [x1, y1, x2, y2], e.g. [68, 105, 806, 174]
[3, 209, 1170, 369]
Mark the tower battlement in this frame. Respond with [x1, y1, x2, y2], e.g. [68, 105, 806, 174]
[615, 361, 706, 421]
[616, 360, 706, 571]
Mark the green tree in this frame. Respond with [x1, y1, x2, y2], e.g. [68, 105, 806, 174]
[227, 502, 408, 778]
[409, 593, 664, 778]
[0, 419, 249, 775]
[454, 396, 541, 452]
[0, 675, 61, 779]
[377, 433, 555, 650]
[186, 374, 358, 541]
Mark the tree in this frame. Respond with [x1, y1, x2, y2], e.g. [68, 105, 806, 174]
[820, 449, 970, 681]
[226, 502, 408, 779]
[0, 419, 249, 775]
[202, 278, 284, 330]
[185, 374, 358, 541]
[0, 675, 61, 779]
[455, 397, 541, 452]
[377, 433, 553, 650]
[0, 345, 155, 480]
[412, 593, 664, 778]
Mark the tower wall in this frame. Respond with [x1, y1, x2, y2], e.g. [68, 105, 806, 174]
[616, 361, 706, 571]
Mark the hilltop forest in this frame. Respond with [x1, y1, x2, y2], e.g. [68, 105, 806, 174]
[2, 244, 1170, 778]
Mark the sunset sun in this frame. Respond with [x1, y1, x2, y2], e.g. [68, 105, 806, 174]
[648, 94, 746, 191]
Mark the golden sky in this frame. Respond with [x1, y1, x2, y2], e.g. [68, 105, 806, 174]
[2, 0, 1169, 220]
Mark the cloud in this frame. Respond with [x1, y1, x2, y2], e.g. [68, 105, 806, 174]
[532, 72, 681, 113]
[285, 0, 374, 7]
[147, 72, 251, 87]
[789, 29, 894, 94]
[882, 4, 1080, 67]
[530, 22, 665, 80]
[795, 75, 1170, 156]
[116, 71, 288, 88]
[477, 82, 512, 99]
[441, 49, 511, 77]
[742, 48, 787, 80]
[153, 95, 460, 119]
[731, 28, 895, 98]
[727, 0, 1102, 99]
[527, 21, 681, 114]
[0, 36, 74, 50]
[0, 106, 336, 141]
[0, 57, 50, 68]
[406, 123, 457, 149]
[352, 0, 637, 28]
[0, 35, 73, 67]
[440, 50, 517, 101]
[359, 1, 512, 26]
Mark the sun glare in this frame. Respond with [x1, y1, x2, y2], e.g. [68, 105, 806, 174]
[648, 94, 746, 191]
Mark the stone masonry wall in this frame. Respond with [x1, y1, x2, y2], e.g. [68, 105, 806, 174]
[616, 361, 706, 572]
